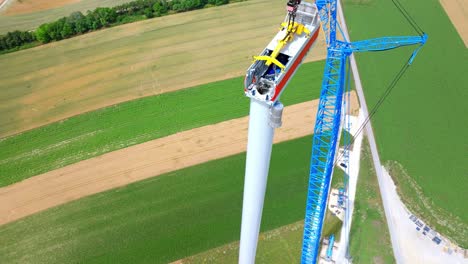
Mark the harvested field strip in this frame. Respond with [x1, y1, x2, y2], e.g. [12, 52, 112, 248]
[0, 0, 131, 30]
[439, 0, 468, 47]
[344, 0, 468, 245]
[0, 0, 327, 137]
[0, 92, 359, 226]
[0, 136, 314, 263]
[0, 61, 325, 187]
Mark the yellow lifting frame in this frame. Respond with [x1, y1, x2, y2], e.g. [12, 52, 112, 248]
[253, 55, 287, 70]
[253, 21, 311, 71]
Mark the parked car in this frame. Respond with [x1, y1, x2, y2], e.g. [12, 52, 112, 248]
[416, 220, 424, 228]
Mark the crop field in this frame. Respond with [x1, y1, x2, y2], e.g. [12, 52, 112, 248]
[0, 0, 131, 32]
[343, 0, 468, 246]
[182, 221, 304, 263]
[0, 0, 327, 137]
[183, 181, 345, 264]
[179, 161, 351, 263]
[0, 136, 312, 263]
[349, 139, 394, 264]
[0, 60, 324, 187]
[2, 0, 82, 16]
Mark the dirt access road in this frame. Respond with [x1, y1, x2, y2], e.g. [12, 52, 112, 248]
[440, 0, 468, 47]
[0, 93, 359, 226]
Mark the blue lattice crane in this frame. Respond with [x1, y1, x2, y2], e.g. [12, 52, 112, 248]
[300, 0, 427, 263]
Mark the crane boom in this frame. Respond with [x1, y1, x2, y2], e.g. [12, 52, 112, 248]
[339, 35, 427, 53]
[301, 48, 346, 263]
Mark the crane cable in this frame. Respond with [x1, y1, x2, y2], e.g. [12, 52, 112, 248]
[333, 53, 414, 169]
[282, 12, 297, 42]
[332, 0, 425, 168]
[332, 54, 412, 262]
[391, 0, 424, 36]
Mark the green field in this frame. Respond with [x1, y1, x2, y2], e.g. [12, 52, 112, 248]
[0, 136, 313, 263]
[343, 0, 468, 246]
[0, 0, 132, 33]
[183, 221, 304, 263]
[0, 60, 324, 187]
[181, 163, 349, 263]
[349, 139, 395, 264]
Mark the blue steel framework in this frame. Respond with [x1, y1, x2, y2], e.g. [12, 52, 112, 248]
[300, 1, 427, 263]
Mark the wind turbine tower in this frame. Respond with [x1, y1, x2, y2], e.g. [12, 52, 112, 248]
[238, 1, 321, 263]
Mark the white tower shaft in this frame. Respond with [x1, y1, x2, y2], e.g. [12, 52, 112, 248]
[239, 99, 281, 264]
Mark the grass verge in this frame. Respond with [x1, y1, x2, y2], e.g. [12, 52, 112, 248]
[0, 136, 312, 263]
[388, 161, 468, 248]
[349, 138, 395, 263]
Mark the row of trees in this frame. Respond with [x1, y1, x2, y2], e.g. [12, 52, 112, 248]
[0, 0, 235, 53]
[35, 8, 118, 43]
[0, 30, 36, 52]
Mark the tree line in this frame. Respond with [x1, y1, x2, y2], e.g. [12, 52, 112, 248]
[0, 0, 238, 54]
